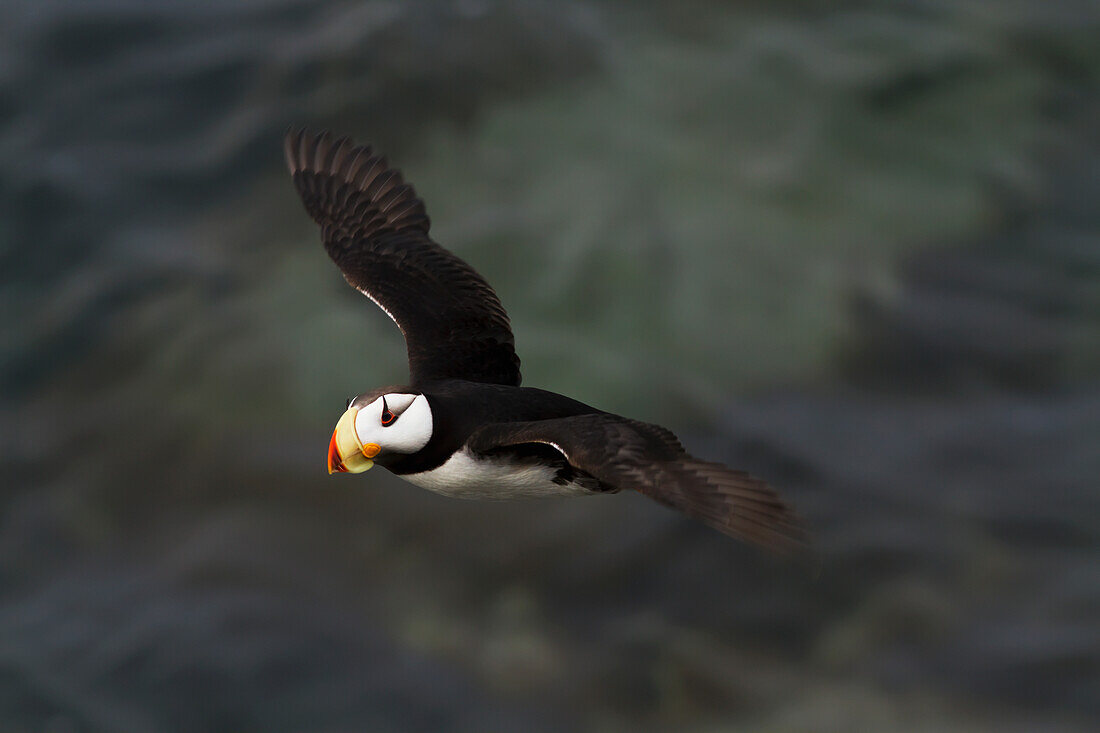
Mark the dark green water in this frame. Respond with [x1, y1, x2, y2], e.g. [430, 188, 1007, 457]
[1, 1, 1098, 731]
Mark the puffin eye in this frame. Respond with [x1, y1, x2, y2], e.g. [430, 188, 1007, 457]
[381, 396, 396, 427]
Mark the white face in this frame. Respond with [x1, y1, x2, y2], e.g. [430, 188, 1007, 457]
[353, 393, 433, 456]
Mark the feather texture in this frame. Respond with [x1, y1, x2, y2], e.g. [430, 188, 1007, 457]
[285, 129, 522, 387]
[469, 414, 804, 552]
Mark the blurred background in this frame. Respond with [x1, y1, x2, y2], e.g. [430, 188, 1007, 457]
[1, 0, 1098, 731]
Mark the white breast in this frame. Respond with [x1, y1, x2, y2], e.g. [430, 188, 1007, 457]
[402, 448, 593, 500]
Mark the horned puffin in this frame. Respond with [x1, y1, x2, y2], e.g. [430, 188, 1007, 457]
[285, 129, 802, 552]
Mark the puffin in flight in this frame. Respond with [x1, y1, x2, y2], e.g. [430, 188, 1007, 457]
[285, 130, 801, 552]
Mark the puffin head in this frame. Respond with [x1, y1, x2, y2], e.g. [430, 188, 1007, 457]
[328, 388, 433, 474]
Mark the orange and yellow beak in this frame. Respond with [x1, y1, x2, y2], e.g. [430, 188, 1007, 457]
[327, 407, 380, 475]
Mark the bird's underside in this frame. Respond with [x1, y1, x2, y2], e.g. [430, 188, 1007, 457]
[285, 128, 804, 553]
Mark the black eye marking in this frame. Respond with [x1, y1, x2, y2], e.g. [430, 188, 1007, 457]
[381, 396, 396, 427]
[345, 396, 354, 409]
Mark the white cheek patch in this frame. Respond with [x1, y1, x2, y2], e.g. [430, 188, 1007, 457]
[354, 397, 385, 447]
[354, 393, 433, 456]
[383, 393, 417, 414]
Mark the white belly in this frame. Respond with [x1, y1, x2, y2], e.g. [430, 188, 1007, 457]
[402, 448, 593, 500]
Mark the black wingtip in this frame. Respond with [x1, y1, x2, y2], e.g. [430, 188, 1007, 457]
[283, 128, 430, 237]
[672, 461, 808, 556]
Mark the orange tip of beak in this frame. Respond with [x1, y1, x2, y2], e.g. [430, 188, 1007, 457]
[328, 427, 348, 474]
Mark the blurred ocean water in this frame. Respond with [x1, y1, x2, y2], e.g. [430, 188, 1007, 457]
[1, 1, 1098, 731]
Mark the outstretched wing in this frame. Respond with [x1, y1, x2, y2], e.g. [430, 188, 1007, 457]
[285, 129, 522, 387]
[469, 414, 803, 552]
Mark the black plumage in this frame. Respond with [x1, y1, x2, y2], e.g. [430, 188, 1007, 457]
[470, 414, 802, 551]
[286, 129, 803, 552]
[284, 129, 521, 387]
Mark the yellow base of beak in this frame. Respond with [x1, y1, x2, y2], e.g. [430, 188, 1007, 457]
[327, 407, 380, 474]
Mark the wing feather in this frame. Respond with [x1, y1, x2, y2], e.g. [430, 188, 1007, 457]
[469, 414, 804, 553]
[285, 129, 522, 387]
